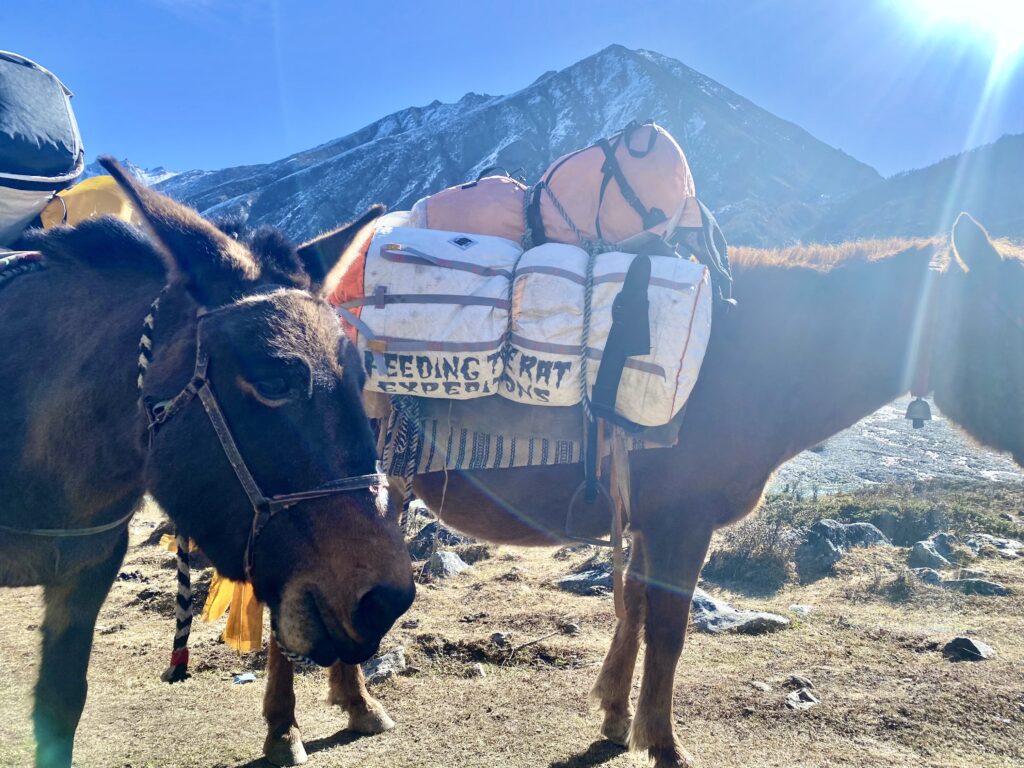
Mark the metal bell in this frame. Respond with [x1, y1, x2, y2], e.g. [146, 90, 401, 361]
[905, 397, 932, 429]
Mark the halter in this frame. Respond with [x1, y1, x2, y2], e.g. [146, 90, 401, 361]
[140, 287, 388, 581]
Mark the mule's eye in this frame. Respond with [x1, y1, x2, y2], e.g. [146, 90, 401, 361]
[254, 377, 291, 400]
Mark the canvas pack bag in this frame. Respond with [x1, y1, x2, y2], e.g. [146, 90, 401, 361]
[409, 173, 527, 243]
[528, 121, 702, 247]
[0, 51, 84, 246]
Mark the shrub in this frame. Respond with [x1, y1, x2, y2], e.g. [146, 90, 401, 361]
[703, 513, 800, 594]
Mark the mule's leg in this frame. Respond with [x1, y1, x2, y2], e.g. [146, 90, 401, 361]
[263, 636, 307, 766]
[590, 535, 648, 746]
[34, 534, 126, 768]
[329, 663, 396, 734]
[630, 520, 713, 768]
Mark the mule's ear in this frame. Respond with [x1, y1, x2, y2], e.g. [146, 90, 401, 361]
[99, 156, 259, 306]
[297, 205, 385, 292]
[952, 212, 1002, 276]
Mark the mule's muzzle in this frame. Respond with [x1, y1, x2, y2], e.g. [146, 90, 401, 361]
[300, 581, 415, 666]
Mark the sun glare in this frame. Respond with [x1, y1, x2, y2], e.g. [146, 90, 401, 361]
[905, 0, 1024, 73]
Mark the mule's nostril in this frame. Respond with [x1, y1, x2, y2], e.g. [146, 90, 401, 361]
[353, 583, 415, 640]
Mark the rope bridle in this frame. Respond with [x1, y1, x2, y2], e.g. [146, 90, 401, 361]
[139, 286, 388, 582]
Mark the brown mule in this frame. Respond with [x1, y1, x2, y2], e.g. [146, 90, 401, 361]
[264, 213, 1023, 768]
[0, 163, 414, 768]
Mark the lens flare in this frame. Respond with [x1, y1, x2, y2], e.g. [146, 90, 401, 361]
[905, 0, 1024, 74]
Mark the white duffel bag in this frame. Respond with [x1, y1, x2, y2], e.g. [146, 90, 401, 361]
[336, 224, 521, 398]
[505, 244, 711, 426]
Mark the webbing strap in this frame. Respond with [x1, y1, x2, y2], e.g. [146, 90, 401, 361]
[596, 137, 667, 239]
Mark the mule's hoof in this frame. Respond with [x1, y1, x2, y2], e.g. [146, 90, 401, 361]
[650, 744, 696, 768]
[599, 712, 632, 747]
[348, 706, 396, 734]
[264, 728, 308, 766]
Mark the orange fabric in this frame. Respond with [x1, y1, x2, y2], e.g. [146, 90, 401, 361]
[539, 123, 696, 245]
[416, 175, 527, 242]
[328, 221, 377, 343]
[203, 573, 264, 653]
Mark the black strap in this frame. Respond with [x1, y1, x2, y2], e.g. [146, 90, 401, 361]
[590, 254, 652, 426]
[596, 137, 666, 240]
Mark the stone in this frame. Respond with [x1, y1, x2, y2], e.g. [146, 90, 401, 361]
[555, 561, 613, 596]
[427, 550, 471, 579]
[559, 622, 582, 636]
[749, 681, 772, 692]
[912, 567, 943, 585]
[400, 619, 419, 629]
[940, 578, 1010, 596]
[795, 519, 890, 581]
[789, 604, 813, 616]
[1000, 512, 1017, 523]
[964, 533, 1023, 559]
[362, 647, 407, 684]
[408, 521, 472, 560]
[785, 688, 820, 710]
[232, 673, 257, 685]
[785, 675, 814, 690]
[465, 663, 487, 678]
[909, 540, 953, 569]
[490, 631, 512, 648]
[943, 637, 996, 661]
[691, 589, 790, 635]
[959, 568, 988, 579]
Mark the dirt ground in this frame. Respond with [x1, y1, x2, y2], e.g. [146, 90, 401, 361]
[3, 487, 1024, 768]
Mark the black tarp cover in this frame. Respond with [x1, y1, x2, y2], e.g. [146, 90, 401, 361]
[0, 51, 83, 189]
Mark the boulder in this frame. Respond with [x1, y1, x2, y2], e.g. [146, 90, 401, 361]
[691, 589, 790, 635]
[362, 646, 407, 684]
[427, 550, 471, 579]
[909, 540, 952, 569]
[795, 519, 890, 581]
[911, 567, 943, 585]
[555, 561, 612, 596]
[963, 533, 1023, 559]
[943, 637, 996, 661]
[940, 578, 1010, 596]
[408, 521, 472, 560]
[785, 688, 820, 710]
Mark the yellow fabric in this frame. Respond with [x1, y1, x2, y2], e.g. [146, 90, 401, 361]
[159, 534, 265, 653]
[40, 175, 140, 228]
[203, 573, 264, 653]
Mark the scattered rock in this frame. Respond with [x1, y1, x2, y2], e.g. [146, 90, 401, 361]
[785, 688, 820, 710]
[940, 578, 1010, 596]
[795, 519, 890, 581]
[116, 570, 148, 583]
[232, 673, 257, 685]
[742, 705, 756, 716]
[559, 622, 582, 636]
[691, 589, 790, 635]
[555, 561, 613, 596]
[959, 568, 988, 579]
[362, 647, 407, 684]
[497, 567, 524, 582]
[909, 540, 953, 569]
[427, 551, 471, 580]
[408, 521, 472, 560]
[459, 612, 490, 623]
[943, 637, 996, 661]
[466, 663, 487, 678]
[749, 681, 772, 692]
[1000, 512, 1016, 523]
[789, 604, 813, 616]
[400, 619, 420, 630]
[456, 543, 492, 565]
[912, 567, 943, 585]
[553, 544, 594, 560]
[97, 623, 126, 636]
[963, 533, 1023, 559]
[490, 632, 512, 648]
[785, 675, 815, 690]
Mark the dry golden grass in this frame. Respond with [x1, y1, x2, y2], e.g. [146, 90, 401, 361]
[2, 496, 1023, 768]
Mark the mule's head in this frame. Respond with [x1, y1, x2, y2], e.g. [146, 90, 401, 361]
[933, 213, 1024, 466]
[101, 159, 411, 665]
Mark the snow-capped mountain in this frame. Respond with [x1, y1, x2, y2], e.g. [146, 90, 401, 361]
[157, 45, 882, 246]
[83, 158, 178, 187]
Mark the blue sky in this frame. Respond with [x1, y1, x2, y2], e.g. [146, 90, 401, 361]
[4, 0, 1022, 176]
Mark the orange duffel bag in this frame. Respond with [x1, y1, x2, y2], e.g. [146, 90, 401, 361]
[410, 172, 527, 243]
[528, 121, 702, 247]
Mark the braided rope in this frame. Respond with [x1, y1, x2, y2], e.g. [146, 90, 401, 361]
[0, 252, 44, 289]
[137, 290, 197, 683]
[160, 534, 192, 682]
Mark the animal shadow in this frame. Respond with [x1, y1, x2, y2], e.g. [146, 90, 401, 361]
[549, 739, 626, 768]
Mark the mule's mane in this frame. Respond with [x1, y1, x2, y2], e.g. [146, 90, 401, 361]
[730, 237, 947, 273]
